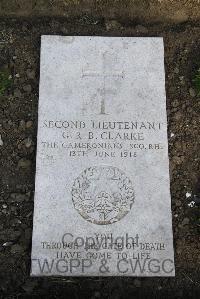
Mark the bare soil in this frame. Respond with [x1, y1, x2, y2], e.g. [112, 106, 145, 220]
[0, 17, 200, 298]
[1, 1, 200, 24]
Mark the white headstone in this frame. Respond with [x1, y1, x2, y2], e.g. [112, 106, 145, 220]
[31, 36, 175, 276]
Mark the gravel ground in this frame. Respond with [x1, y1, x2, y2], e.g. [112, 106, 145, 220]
[0, 17, 200, 298]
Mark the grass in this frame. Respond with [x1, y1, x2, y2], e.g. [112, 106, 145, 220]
[0, 70, 11, 95]
[193, 68, 200, 95]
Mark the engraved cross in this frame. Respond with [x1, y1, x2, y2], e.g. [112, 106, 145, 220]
[82, 51, 124, 114]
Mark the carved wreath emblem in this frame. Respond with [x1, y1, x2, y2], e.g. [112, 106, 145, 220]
[71, 166, 134, 225]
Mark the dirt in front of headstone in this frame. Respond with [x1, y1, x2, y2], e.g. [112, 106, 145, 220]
[0, 18, 199, 298]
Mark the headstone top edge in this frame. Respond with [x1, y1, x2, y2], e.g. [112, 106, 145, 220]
[41, 35, 164, 41]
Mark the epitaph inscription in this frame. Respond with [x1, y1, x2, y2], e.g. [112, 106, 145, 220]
[31, 36, 175, 277]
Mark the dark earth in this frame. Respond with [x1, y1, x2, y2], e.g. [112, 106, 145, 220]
[0, 16, 200, 298]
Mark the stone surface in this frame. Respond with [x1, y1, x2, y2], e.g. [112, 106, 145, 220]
[26, 120, 33, 128]
[0, 134, 3, 146]
[189, 88, 196, 98]
[31, 36, 175, 277]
